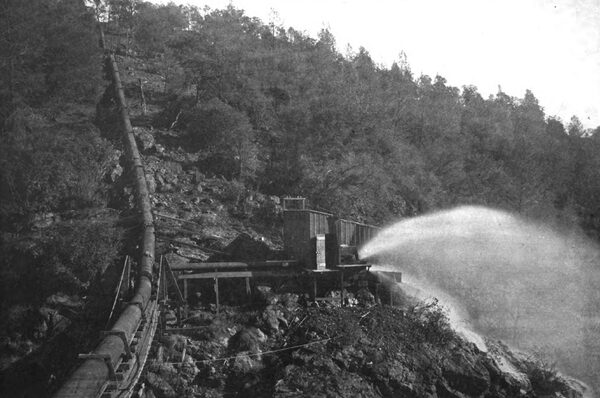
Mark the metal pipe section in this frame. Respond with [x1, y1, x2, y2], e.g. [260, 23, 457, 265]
[54, 29, 155, 397]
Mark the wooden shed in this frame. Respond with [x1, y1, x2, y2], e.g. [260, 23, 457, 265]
[283, 209, 333, 269]
[332, 219, 380, 265]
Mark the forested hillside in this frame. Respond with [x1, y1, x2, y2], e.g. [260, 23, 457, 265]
[4, 0, 599, 230]
[0, 0, 122, 385]
[96, 1, 600, 230]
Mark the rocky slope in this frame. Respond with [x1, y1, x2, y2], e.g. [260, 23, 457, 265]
[139, 290, 588, 398]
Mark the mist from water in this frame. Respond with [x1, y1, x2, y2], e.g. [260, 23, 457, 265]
[378, 269, 488, 351]
[360, 206, 600, 390]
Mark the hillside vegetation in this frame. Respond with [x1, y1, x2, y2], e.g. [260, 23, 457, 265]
[95, 1, 600, 229]
[1, 0, 599, 396]
[3, 0, 600, 231]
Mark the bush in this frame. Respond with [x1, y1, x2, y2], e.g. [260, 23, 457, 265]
[220, 179, 247, 203]
[184, 99, 259, 181]
[404, 298, 454, 346]
[0, 109, 114, 226]
[0, 218, 123, 311]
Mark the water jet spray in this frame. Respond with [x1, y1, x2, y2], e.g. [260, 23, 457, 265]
[360, 206, 600, 394]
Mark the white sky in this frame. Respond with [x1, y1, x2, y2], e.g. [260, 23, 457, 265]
[154, 0, 600, 128]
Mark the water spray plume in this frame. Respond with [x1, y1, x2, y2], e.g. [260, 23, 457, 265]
[360, 206, 600, 392]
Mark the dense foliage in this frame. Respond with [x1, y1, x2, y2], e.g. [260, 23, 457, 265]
[103, 1, 600, 232]
[0, 0, 121, 348]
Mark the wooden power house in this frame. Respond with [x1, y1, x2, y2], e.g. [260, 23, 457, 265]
[282, 197, 379, 270]
[161, 197, 384, 319]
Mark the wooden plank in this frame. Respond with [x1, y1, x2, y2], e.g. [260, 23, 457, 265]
[155, 235, 225, 253]
[335, 263, 371, 269]
[178, 271, 253, 279]
[177, 270, 304, 280]
[153, 212, 201, 226]
[172, 262, 248, 270]
[164, 326, 209, 334]
[169, 260, 297, 271]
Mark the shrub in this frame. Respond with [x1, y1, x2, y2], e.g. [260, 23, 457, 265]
[404, 298, 454, 346]
[0, 109, 114, 226]
[0, 218, 123, 310]
[185, 99, 259, 181]
[220, 179, 247, 203]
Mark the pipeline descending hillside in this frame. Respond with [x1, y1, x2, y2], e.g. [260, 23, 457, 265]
[53, 40, 156, 397]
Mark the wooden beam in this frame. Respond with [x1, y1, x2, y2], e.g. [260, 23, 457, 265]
[153, 212, 201, 226]
[164, 326, 209, 333]
[169, 260, 297, 271]
[177, 270, 303, 280]
[178, 271, 253, 279]
[155, 235, 225, 253]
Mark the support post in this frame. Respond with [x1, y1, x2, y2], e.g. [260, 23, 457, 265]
[162, 258, 168, 303]
[164, 257, 185, 304]
[183, 280, 188, 302]
[245, 277, 251, 296]
[123, 256, 131, 298]
[390, 273, 398, 306]
[158, 257, 164, 333]
[214, 277, 219, 314]
[312, 275, 317, 303]
[340, 271, 345, 307]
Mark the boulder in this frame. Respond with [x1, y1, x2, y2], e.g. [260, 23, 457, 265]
[255, 286, 278, 305]
[179, 355, 200, 382]
[45, 293, 83, 310]
[30, 213, 61, 230]
[145, 173, 156, 194]
[356, 288, 376, 307]
[225, 233, 272, 261]
[231, 353, 263, 374]
[261, 305, 287, 333]
[145, 372, 176, 398]
[441, 350, 491, 396]
[133, 127, 155, 152]
[109, 163, 123, 183]
[158, 183, 174, 193]
[193, 170, 205, 184]
[230, 327, 267, 354]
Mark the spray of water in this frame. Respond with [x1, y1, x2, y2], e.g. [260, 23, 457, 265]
[376, 268, 488, 351]
[360, 206, 600, 391]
